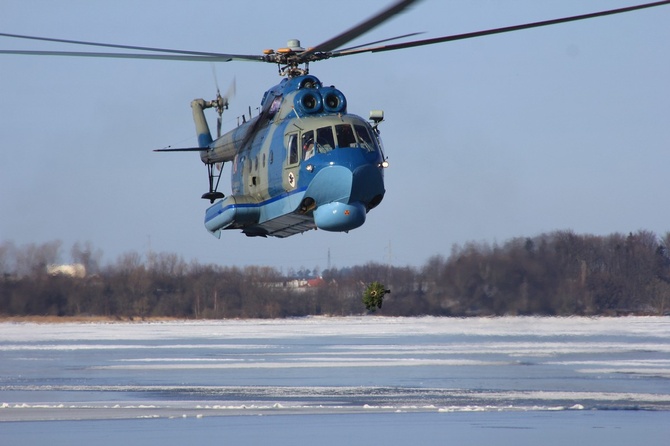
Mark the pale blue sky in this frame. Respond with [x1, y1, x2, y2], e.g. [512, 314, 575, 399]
[1, 0, 668, 271]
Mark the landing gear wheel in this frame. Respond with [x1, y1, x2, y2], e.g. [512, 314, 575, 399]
[202, 191, 225, 203]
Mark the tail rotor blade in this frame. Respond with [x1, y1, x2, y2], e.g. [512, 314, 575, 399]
[224, 77, 237, 105]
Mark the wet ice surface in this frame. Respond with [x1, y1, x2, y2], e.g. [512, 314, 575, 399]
[1, 316, 670, 444]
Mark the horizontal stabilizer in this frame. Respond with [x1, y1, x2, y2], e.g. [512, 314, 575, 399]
[153, 147, 206, 152]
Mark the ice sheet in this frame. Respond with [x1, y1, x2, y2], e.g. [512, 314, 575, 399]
[2, 316, 669, 423]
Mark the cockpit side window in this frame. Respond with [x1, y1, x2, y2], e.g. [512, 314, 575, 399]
[302, 130, 315, 160]
[287, 133, 299, 165]
[316, 126, 335, 153]
[354, 124, 376, 152]
[335, 124, 356, 148]
[268, 95, 282, 117]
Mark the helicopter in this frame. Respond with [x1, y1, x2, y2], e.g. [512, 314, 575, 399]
[2, 0, 669, 240]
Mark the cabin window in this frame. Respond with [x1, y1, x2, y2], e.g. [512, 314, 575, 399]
[354, 124, 376, 152]
[262, 153, 266, 168]
[316, 126, 335, 153]
[336, 124, 356, 148]
[269, 150, 274, 164]
[287, 134, 299, 165]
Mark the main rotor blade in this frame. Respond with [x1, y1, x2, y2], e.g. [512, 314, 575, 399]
[0, 49, 262, 62]
[332, 0, 670, 58]
[299, 0, 420, 61]
[336, 32, 424, 53]
[0, 32, 265, 63]
[0, 31, 263, 60]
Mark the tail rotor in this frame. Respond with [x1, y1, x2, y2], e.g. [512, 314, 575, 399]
[210, 65, 236, 138]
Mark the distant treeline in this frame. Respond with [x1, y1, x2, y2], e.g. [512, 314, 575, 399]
[1, 230, 669, 318]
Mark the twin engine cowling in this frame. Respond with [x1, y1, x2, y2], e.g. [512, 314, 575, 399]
[293, 86, 347, 116]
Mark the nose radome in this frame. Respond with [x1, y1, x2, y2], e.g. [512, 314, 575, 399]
[313, 201, 366, 232]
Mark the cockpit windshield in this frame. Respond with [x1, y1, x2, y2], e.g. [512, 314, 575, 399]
[335, 124, 356, 148]
[354, 124, 376, 152]
[316, 127, 335, 153]
[300, 121, 379, 159]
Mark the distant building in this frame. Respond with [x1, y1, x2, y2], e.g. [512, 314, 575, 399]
[275, 276, 327, 293]
[46, 263, 86, 278]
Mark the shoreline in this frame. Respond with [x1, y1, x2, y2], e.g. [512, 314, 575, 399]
[1, 313, 667, 324]
[0, 315, 185, 324]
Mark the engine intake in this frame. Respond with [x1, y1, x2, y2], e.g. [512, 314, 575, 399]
[320, 87, 347, 113]
[294, 89, 323, 115]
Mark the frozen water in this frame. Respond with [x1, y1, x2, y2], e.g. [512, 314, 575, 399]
[1, 316, 669, 444]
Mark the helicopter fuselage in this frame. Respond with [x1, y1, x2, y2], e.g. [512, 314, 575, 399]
[195, 74, 387, 238]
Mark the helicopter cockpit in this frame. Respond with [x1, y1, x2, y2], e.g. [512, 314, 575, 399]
[289, 118, 380, 164]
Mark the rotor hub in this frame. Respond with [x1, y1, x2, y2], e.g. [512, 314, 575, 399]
[263, 39, 332, 77]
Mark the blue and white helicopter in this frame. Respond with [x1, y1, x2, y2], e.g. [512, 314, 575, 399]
[2, 0, 668, 238]
[186, 70, 389, 238]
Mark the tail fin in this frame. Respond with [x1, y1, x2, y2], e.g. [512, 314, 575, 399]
[191, 99, 213, 148]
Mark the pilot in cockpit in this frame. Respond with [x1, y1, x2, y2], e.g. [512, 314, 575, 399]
[303, 134, 315, 160]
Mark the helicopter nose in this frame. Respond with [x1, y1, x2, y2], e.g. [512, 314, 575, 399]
[303, 165, 353, 206]
[303, 163, 384, 232]
[351, 163, 385, 205]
